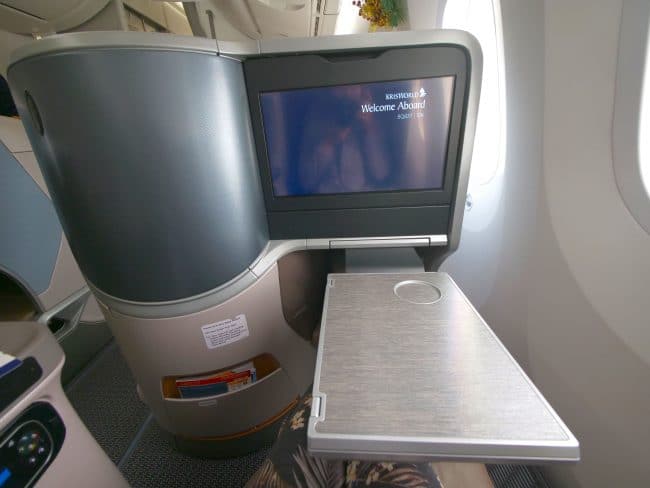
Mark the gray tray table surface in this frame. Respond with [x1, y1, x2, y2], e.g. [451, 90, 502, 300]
[308, 272, 579, 463]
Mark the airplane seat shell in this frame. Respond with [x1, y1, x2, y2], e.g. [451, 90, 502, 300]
[0, 139, 62, 299]
[0, 115, 106, 323]
[7, 36, 303, 451]
[8, 47, 269, 304]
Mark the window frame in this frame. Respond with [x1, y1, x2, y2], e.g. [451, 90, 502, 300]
[613, 0, 650, 235]
[442, 0, 507, 192]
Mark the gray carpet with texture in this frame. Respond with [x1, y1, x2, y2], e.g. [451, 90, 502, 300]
[65, 341, 268, 487]
[65, 342, 149, 464]
[120, 419, 270, 488]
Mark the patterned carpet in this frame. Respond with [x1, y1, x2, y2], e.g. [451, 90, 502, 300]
[487, 464, 552, 488]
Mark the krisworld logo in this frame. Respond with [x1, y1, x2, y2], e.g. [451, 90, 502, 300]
[385, 87, 427, 100]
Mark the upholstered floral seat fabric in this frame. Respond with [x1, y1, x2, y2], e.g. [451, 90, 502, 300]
[246, 392, 443, 488]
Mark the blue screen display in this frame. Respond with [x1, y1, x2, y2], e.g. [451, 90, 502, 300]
[260, 76, 455, 197]
[0, 467, 11, 486]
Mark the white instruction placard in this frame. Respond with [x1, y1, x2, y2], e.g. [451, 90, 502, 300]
[201, 314, 249, 350]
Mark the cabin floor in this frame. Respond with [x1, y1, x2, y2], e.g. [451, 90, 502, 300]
[64, 340, 550, 488]
[64, 342, 270, 487]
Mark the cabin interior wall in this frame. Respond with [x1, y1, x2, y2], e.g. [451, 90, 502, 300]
[529, 1, 650, 486]
[441, 0, 546, 370]
[0, 31, 30, 78]
[445, 0, 650, 486]
[66, 0, 127, 32]
[444, 0, 650, 487]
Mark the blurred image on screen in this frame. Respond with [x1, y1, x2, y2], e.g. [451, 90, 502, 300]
[260, 76, 455, 197]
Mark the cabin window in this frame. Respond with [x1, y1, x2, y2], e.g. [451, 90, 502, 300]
[613, 1, 650, 234]
[639, 32, 650, 199]
[443, 0, 506, 190]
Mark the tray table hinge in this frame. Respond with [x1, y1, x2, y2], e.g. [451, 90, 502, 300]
[311, 395, 322, 418]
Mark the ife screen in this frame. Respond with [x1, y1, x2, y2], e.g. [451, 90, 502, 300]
[259, 76, 455, 197]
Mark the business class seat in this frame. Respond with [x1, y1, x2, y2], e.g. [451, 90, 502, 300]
[0, 85, 111, 384]
[4, 29, 480, 457]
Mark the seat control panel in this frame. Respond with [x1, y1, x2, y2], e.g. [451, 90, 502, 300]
[0, 403, 65, 487]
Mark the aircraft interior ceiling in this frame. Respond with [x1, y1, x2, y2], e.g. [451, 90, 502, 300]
[0, 1, 649, 487]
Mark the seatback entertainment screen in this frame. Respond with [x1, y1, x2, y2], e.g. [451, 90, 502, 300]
[259, 76, 455, 197]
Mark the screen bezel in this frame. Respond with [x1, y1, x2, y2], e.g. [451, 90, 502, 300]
[244, 45, 470, 213]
